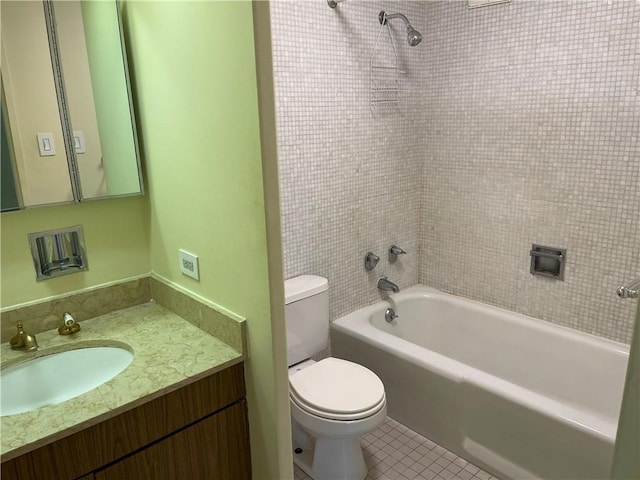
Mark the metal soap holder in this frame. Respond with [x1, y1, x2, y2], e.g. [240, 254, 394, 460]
[530, 244, 566, 281]
[29, 226, 88, 281]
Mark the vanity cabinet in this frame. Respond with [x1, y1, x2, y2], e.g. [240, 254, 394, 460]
[1, 363, 250, 480]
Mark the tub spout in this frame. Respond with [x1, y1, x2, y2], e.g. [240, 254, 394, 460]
[377, 277, 399, 293]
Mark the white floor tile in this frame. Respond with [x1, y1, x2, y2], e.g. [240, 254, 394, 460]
[293, 417, 498, 480]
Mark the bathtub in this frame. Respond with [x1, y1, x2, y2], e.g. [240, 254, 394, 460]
[330, 285, 630, 480]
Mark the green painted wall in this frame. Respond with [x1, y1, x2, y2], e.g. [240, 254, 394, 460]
[124, 2, 287, 477]
[0, 197, 149, 307]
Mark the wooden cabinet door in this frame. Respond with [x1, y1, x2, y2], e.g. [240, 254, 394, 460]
[0, 456, 36, 480]
[94, 401, 250, 480]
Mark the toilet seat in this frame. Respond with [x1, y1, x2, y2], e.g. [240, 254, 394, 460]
[289, 357, 386, 421]
[290, 388, 386, 421]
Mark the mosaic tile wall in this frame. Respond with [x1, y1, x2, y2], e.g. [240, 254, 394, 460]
[270, 0, 428, 322]
[271, 0, 639, 344]
[420, 0, 639, 344]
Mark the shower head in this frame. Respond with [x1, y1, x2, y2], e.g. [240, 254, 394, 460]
[379, 11, 423, 47]
[407, 27, 423, 47]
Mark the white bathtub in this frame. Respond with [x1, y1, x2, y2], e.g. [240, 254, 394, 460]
[330, 285, 629, 480]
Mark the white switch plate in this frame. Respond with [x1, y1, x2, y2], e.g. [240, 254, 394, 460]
[36, 133, 56, 156]
[73, 131, 86, 154]
[178, 249, 199, 280]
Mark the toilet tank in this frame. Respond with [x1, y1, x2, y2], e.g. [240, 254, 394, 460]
[285, 275, 329, 366]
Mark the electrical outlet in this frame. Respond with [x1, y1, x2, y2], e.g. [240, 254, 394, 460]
[178, 249, 199, 280]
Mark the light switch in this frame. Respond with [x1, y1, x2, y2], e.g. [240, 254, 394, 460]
[36, 133, 56, 156]
[73, 131, 86, 154]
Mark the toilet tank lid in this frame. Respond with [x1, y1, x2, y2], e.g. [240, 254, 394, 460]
[285, 275, 328, 304]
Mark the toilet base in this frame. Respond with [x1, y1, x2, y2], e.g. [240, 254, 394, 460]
[292, 418, 368, 480]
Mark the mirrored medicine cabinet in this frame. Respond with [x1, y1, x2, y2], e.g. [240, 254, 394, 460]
[1, 0, 142, 213]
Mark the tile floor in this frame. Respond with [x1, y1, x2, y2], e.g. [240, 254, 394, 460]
[293, 417, 500, 480]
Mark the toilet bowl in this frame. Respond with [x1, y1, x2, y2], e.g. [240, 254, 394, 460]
[288, 358, 387, 480]
[285, 276, 387, 480]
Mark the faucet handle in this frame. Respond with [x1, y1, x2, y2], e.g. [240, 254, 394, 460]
[63, 312, 75, 327]
[58, 312, 81, 335]
[364, 252, 380, 271]
[389, 245, 407, 262]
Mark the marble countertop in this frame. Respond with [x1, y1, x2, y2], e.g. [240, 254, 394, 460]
[0, 301, 244, 461]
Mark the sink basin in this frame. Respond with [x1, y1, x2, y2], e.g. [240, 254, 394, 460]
[1, 346, 133, 417]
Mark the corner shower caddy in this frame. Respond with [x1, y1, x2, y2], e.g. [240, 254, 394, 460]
[370, 13, 402, 116]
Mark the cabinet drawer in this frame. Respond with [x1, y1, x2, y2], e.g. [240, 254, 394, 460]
[95, 401, 250, 480]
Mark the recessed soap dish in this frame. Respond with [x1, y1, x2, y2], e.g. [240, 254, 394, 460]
[530, 244, 566, 281]
[28, 226, 88, 281]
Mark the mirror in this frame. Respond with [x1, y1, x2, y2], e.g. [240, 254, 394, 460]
[0, 0, 142, 212]
[1, 1, 75, 209]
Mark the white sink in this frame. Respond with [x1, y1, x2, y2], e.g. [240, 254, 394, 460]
[1, 346, 133, 417]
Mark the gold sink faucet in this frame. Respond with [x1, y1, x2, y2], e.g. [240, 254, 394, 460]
[9, 322, 39, 351]
[58, 312, 81, 335]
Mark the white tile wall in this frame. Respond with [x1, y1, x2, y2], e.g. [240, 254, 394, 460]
[271, 0, 427, 323]
[420, 0, 639, 344]
[271, 0, 639, 344]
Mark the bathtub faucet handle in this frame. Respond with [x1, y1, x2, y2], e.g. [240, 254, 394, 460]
[389, 245, 406, 262]
[365, 252, 380, 271]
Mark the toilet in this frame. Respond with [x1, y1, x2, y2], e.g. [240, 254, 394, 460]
[285, 275, 387, 480]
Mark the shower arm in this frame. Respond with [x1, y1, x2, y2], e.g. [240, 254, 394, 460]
[378, 10, 411, 26]
[379, 11, 411, 29]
